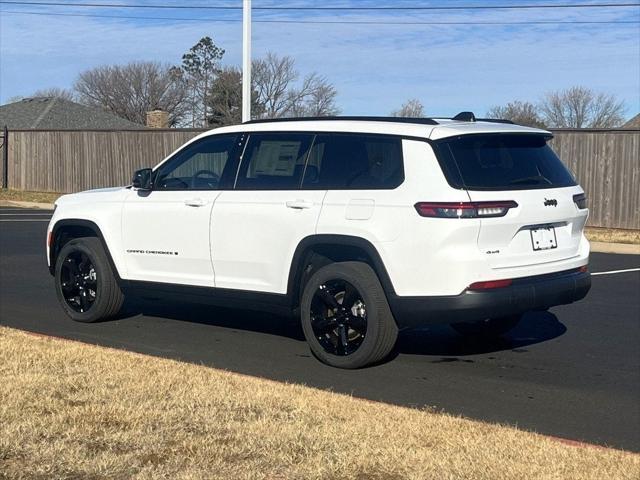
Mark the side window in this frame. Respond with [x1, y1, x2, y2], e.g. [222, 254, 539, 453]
[154, 134, 238, 190]
[235, 133, 314, 190]
[302, 134, 404, 189]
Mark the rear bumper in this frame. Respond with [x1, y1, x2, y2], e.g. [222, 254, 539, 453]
[389, 268, 591, 329]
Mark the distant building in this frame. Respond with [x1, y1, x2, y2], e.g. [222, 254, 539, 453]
[0, 97, 145, 130]
[622, 113, 640, 129]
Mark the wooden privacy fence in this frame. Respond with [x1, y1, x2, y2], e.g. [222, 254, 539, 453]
[2, 128, 639, 229]
[4, 129, 205, 194]
[547, 129, 639, 230]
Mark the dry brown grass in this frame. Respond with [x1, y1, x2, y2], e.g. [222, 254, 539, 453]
[0, 326, 638, 480]
[0, 189, 62, 204]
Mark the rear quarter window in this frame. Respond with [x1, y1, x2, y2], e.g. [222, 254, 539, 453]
[302, 133, 404, 190]
[435, 134, 577, 191]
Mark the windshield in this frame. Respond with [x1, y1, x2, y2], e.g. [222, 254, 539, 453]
[435, 134, 577, 191]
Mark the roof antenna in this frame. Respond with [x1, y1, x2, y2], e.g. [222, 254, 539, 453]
[452, 111, 476, 122]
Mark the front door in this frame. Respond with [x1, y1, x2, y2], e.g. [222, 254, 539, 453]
[122, 133, 241, 286]
[211, 132, 325, 294]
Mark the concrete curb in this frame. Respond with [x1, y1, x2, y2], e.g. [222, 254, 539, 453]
[1, 201, 638, 254]
[590, 242, 640, 255]
[0, 200, 55, 210]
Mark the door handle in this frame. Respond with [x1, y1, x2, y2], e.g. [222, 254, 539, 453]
[286, 199, 314, 210]
[184, 198, 207, 207]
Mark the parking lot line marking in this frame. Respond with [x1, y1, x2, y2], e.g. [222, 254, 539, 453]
[591, 268, 640, 276]
[0, 219, 50, 222]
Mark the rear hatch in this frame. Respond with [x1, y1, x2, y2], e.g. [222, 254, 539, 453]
[434, 133, 588, 270]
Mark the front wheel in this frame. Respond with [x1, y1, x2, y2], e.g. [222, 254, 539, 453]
[54, 237, 124, 322]
[451, 314, 522, 338]
[300, 261, 398, 369]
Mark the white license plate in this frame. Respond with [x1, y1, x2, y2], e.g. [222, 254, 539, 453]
[531, 227, 557, 251]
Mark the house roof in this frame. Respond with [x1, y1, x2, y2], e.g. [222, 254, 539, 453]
[0, 97, 145, 130]
[622, 114, 640, 129]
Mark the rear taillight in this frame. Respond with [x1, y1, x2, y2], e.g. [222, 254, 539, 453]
[414, 201, 518, 219]
[468, 279, 513, 290]
[573, 193, 587, 209]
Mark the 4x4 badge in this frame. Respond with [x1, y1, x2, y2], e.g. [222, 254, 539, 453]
[544, 198, 558, 207]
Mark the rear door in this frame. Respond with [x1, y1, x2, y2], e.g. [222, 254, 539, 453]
[435, 134, 588, 269]
[210, 132, 325, 293]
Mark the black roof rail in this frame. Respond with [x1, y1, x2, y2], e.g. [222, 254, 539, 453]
[476, 118, 515, 125]
[439, 111, 514, 125]
[243, 115, 439, 126]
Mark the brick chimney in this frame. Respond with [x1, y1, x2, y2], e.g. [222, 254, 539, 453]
[146, 109, 169, 128]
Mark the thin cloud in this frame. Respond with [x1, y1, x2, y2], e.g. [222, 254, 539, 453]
[1, 0, 638, 115]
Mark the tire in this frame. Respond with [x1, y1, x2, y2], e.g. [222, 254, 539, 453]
[300, 261, 398, 369]
[54, 237, 124, 323]
[451, 314, 522, 338]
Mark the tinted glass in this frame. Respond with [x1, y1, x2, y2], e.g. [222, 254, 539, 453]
[302, 134, 403, 189]
[154, 135, 238, 190]
[235, 133, 314, 190]
[436, 134, 576, 191]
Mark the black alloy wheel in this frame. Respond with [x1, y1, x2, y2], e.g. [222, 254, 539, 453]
[59, 250, 98, 313]
[55, 237, 124, 322]
[300, 261, 398, 369]
[310, 279, 368, 356]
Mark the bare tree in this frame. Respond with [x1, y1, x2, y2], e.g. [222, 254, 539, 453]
[252, 53, 297, 118]
[286, 73, 340, 117]
[540, 86, 626, 128]
[252, 52, 339, 118]
[31, 87, 76, 101]
[207, 66, 264, 127]
[181, 36, 225, 127]
[74, 62, 189, 126]
[486, 100, 546, 128]
[391, 99, 425, 117]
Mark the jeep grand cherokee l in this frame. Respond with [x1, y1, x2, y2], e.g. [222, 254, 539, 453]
[47, 114, 591, 368]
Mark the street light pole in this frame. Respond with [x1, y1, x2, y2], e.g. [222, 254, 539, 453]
[242, 0, 252, 123]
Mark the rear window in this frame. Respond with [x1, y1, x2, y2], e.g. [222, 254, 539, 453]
[435, 134, 576, 191]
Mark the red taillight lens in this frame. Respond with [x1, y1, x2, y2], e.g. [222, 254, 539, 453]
[414, 202, 476, 218]
[47, 231, 53, 247]
[414, 201, 518, 218]
[468, 279, 513, 290]
[573, 193, 587, 210]
[579, 265, 588, 273]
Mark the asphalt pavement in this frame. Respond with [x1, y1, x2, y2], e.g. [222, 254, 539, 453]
[1, 207, 639, 451]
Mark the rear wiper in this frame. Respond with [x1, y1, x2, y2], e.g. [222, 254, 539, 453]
[509, 175, 552, 186]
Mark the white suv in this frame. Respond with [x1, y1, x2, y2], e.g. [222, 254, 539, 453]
[47, 114, 591, 368]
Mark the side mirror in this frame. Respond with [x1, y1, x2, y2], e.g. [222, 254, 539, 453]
[132, 168, 152, 190]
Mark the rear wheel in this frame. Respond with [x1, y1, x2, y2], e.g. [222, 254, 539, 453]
[300, 261, 398, 369]
[55, 237, 124, 322]
[451, 314, 522, 338]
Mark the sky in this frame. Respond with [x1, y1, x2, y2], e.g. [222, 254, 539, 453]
[0, 0, 639, 119]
